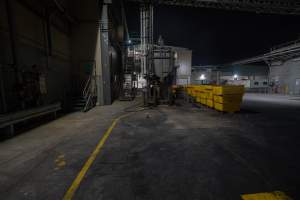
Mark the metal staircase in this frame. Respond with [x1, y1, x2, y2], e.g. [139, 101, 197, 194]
[72, 72, 97, 112]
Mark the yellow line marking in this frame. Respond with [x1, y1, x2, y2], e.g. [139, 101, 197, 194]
[241, 191, 293, 200]
[62, 113, 131, 200]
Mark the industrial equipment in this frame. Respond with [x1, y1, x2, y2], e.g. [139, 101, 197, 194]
[139, 4, 177, 105]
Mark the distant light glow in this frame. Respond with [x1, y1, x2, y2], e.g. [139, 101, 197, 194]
[200, 74, 206, 80]
[174, 52, 178, 59]
[233, 74, 238, 79]
[128, 40, 132, 44]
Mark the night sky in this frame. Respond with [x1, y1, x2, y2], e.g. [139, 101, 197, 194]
[125, 3, 300, 65]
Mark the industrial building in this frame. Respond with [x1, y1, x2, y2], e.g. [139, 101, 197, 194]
[1, 0, 300, 200]
[191, 65, 269, 92]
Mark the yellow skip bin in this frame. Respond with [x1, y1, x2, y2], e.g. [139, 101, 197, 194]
[214, 94, 243, 104]
[241, 191, 293, 200]
[207, 99, 214, 108]
[214, 102, 240, 112]
[200, 98, 206, 105]
[213, 85, 245, 95]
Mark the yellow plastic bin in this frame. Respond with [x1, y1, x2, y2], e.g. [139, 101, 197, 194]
[213, 85, 245, 95]
[207, 99, 214, 108]
[214, 94, 243, 104]
[214, 102, 241, 113]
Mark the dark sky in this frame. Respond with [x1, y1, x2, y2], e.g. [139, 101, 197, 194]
[125, 3, 300, 66]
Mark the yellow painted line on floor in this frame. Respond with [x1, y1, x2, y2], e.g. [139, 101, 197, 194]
[241, 191, 293, 200]
[62, 113, 132, 200]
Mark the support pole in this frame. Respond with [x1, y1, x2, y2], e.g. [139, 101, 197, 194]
[96, 26, 104, 106]
[140, 4, 154, 105]
[95, 3, 104, 106]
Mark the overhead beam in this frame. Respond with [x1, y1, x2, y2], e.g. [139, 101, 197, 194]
[126, 0, 300, 15]
[231, 41, 300, 65]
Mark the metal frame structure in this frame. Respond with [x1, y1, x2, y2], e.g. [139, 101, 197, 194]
[231, 40, 300, 65]
[140, 3, 157, 105]
[128, 0, 300, 15]
[140, 4, 154, 76]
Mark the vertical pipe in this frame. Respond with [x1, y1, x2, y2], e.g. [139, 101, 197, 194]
[267, 62, 272, 94]
[140, 6, 143, 74]
[143, 6, 146, 75]
[150, 4, 154, 74]
[140, 5, 146, 76]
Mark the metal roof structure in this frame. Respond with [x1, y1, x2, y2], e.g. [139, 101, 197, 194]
[231, 39, 300, 65]
[126, 0, 300, 15]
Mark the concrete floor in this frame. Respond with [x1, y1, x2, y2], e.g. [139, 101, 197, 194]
[0, 94, 300, 199]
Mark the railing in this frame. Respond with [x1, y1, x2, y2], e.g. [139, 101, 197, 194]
[82, 62, 97, 112]
[82, 75, 96, 112]
[83, 76, 92, 100]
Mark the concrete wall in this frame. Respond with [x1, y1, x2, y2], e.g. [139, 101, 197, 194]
[0, 0, 72, 113]
[270, 58, 300, 95]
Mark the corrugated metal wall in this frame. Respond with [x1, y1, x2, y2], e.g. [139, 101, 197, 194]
[0, 0, 127, 113]
[0, 0, 72, 113]
[270, 59, 300, 95]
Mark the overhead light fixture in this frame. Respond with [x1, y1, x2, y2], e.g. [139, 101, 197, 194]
[200, 74, 206, 80]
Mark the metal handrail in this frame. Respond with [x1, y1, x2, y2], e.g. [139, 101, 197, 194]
[82, 74, 97, 112]
[82, 76, 91, 99]
[83, 93, 92, 112]
[81, 62, 97, 112]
